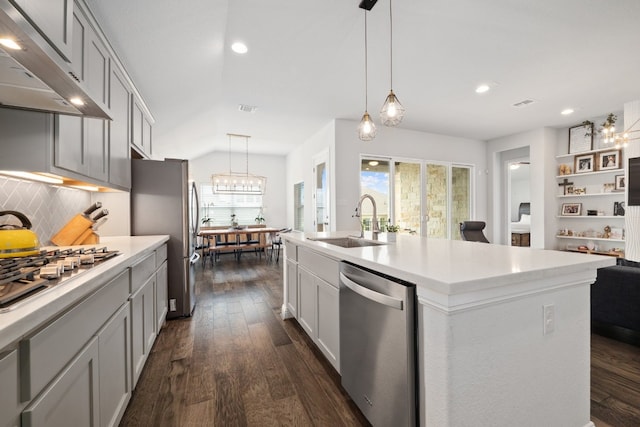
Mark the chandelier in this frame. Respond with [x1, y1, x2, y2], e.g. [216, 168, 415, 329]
[604, 116, 640, 149]
[211, 134, 266, 195]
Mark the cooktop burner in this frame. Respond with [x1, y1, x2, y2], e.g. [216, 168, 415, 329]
[0, 246, 120, 311]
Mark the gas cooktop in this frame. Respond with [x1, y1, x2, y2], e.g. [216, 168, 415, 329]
[0, 246, 120, 312]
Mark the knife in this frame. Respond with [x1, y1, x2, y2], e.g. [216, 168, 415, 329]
[92, 217, 108, 231]
[92, 209, 109, 222]
[83, 202, 102, 217]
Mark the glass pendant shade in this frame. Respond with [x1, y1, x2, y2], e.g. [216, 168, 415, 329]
[380, 90, 405, 126]
[358, 111, 377, 141]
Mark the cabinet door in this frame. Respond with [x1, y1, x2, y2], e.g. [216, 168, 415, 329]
[316, 278, 340, 372]
[85, 27, 109, 110]
[143, 116, 152, 156]
[130, 275, 156, 388]
[286, 259, 298, 318]
[97, 303, 131, 427]
[68, 6, 86, 83]
[22, 337, 100, 427]
[131, 98, 144, 152]
[10, 0, 73, 61]
[108, 65, 131, 189]
[297, 267, 316, 337]
[155, 261, 168, 332]
[85, 117, 107, 181]
[54, 114, 85, 174]
[0, 350, 19, 427]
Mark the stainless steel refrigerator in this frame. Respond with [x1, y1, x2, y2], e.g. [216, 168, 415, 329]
[131, 158, 200, 318]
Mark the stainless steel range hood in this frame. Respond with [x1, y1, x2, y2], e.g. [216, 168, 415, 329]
[0, 3, 111, 119]
[0, 47, 81, 115]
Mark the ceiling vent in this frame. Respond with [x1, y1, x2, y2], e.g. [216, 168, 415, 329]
[512, 99, 535, 108]
[238, 104, 257, 113]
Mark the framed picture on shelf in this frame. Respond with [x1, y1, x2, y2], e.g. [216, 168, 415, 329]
[598, 150, 620, 170]
[565, 185, 574, 195]
[561, 202, 582, 216]
[603, 183, 615, 193]
[615, 174, 625, 191]
[575, 153, 594, 173]
[568, 123, 593, 154]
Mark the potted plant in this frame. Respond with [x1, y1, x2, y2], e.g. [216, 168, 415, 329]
[230, 214, 238, 228]
[386, 224, 400, 242]
[255, 211, 265, 224]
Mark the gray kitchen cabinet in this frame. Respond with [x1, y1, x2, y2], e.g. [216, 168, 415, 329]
[22, 337, 100, 427]
[69, 1, 109, 111]
[108, 64, 131, 189]
[155, 260, 168, 332]
[294, 246, 340, 372]
[297, 266, 316, 337]
[130, 274, 156, 387]
[97, 302, 131, 427]
[131, 95, 153, 158]
[316, 277, 339, 370]
[0, 350, 19, 427]
[286, 258, 298, 318]
[10, 0, 73, 61]
[54, 114, 108, 183]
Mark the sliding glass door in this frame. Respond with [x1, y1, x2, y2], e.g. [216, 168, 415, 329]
[394, 161, 422, 234]
[425, 163, 473, 239]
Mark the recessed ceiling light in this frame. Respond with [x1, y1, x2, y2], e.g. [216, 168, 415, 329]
[368, 160, 379, 166]
[69, 97, 84, 106]
[231, 42, 248, 54]
[475, 84, 490, 94]
[0, 38, 21, 50]
[561, 108, 574, 115]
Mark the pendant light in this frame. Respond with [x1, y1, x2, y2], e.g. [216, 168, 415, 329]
[358, 9, 377, 141]
[211, 134, 266, 194]
[380, 0, 405, 127]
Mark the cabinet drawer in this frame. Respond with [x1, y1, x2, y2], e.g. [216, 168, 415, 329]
[20, 269, 129, 401]
[285, 241, 298, 261]
[298, 247, 339, 288]
[130, 251, 156, 293]
[155, 244, 167, 265]
[0, 350, 19, 427]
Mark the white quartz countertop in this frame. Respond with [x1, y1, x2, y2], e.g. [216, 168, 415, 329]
[283, 231, 616, 302]
[0, 235, 169, 351]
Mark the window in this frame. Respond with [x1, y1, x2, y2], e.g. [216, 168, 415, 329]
[200, 184, 263, 226]
[360, 158, 390, 231]
[294, 182, 304, 231]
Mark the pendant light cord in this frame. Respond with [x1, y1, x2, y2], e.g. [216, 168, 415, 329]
[389, 0, 393, 91]
[364, 10, 369, 112]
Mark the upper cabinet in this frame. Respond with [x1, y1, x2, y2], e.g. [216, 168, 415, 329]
[9, 0, 73, 61]
[68, 2, 109, 112]
[109, 65, 132, 189]
[131, 95, 153, 159]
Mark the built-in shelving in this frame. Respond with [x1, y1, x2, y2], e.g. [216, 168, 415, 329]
[556, 193, 623, 198]
[555, 146, 623, 159]
[555, 168, 624, 179]
[556, 235, 624, 242]
[556, 215, 623, 219]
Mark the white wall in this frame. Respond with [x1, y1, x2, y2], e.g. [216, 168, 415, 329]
[333, 119, 488, 232]
[91, 191, 130, 237]
[510, 167, 530, 222]
[487, 128, 558, 248]
[190, 151, 287, 229]
[285, 121, 336, 232]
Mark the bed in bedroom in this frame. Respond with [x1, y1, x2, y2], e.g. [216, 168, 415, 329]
[511, 202, 530, 246]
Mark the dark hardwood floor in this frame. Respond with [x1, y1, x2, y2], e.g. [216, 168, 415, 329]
[120, 253, 639, 426]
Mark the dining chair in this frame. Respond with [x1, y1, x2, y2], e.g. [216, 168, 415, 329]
[460, 221, 490, 243]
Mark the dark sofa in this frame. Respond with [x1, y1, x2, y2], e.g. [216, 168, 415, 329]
[591, 258, 640, 340]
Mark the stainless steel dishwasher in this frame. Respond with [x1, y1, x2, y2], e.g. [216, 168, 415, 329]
[339, 261, 417, 426]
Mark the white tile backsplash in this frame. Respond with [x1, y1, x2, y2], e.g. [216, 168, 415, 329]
[0, 177, 91, 245]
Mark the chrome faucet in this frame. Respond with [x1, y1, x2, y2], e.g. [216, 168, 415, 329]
[353, 194, 380, 238]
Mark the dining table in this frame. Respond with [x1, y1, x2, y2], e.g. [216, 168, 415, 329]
[198, 226, 282, 263]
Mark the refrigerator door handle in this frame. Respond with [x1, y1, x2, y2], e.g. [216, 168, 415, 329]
[190, 252, 200, 264]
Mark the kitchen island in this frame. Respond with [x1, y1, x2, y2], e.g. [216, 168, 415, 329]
[0, 235, 169, 427]
[282, 231, 615, 427]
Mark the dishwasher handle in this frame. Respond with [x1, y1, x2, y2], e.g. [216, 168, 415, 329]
[340, 272, 404, 310]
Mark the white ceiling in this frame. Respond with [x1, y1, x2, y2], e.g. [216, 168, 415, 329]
[85, 0, 640, 159]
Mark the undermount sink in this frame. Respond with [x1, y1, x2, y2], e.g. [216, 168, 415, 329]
[308, 237, 387, 248]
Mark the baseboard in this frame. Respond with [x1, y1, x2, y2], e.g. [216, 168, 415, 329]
[592, 321, 640, 347]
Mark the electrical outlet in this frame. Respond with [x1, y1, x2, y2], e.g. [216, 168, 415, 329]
[543, 304, 555, 335]
[169, 298, 176, 311]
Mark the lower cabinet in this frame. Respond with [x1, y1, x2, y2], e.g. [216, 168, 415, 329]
[285, 258, 298, 318]
[298, 266, 316, 337]
[295, 248, 340, 372]
[155, 260, 168, 332]
[0, 350, 19, 427]
[97, 302, 131, 427]
[22, 337, 100, 427]
[130, 274, 156, 387]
